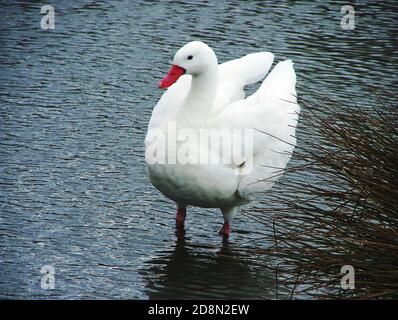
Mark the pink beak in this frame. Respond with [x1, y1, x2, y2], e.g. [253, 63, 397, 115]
[158, 64, 186, 89]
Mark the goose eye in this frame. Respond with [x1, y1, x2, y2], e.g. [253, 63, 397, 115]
[187, 55, 193, 60]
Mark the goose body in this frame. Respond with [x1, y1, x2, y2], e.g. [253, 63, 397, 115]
[145, 41, 299, 237]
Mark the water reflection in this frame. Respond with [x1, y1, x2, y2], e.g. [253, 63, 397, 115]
[142, 230, 276, 299]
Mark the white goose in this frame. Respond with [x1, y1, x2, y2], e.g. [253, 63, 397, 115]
[145, 41, 299, 238]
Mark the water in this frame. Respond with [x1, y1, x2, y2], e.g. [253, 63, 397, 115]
[0, 0, 396, 299]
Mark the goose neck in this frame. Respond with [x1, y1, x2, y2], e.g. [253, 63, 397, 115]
[178, 69, 218, 127]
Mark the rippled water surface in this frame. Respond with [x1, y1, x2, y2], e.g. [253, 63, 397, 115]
[0, 0, 397, 299]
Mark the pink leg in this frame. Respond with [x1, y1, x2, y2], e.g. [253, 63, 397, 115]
[175, 207, 186, 229]
[218, 221, 231, 238]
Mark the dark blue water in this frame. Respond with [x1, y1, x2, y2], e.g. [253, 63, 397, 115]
[0, 0, 396, 299]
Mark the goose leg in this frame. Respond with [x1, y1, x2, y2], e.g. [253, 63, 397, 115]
[219, 221, 231, 237]
[219, 207, 237, 238]
[175, 205, 187, 229]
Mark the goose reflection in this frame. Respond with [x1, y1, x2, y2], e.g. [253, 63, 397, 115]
[141, 230, 276, 299]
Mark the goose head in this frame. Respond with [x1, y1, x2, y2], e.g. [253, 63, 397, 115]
[158, 41, 218, 89]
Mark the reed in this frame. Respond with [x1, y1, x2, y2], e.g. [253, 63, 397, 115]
[247, 88, 398, 299]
